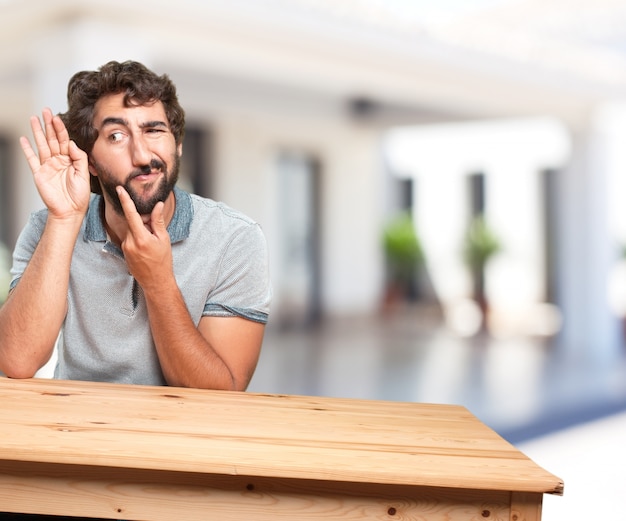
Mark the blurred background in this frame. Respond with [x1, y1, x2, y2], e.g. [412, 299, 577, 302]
[1, 0, 626, 515]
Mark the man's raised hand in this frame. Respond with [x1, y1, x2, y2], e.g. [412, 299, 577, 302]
[20, 108, 91, 221]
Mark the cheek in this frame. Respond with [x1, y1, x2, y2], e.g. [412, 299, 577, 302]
[158, 140, 179, 159]
[91, 147, 130, 175]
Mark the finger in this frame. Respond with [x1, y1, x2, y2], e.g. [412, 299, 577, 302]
[116, 186, 146, 236]
[43, 108, 60, 157]
[29, 115, 51, 163]
[68, 140, 90, 181]
[52, 114, 70, 156]
[19, 136, 42, 174]
[68, 139, 86, 162]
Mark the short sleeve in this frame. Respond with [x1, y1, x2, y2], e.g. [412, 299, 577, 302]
[9, 210, 48, 291]
[203, 223, 272, 323]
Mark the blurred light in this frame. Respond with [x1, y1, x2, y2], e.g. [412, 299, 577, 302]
[608, 260, 626, 317]
[523, 302, 563, 337]
[444, 298, 483, 337]
[378, 0, 517, 23]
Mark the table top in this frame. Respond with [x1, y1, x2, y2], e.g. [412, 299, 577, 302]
[0, 377, 563, 495]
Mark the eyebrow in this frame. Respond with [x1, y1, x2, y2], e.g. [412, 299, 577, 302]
[100, 117, 128, 128]
[100, 117, 169, 129]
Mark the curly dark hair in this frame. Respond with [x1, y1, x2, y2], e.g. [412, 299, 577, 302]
[59, 60, 186, 194]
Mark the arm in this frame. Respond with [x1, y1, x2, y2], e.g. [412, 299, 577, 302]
[144, 280, 264, 390]
[0, 109, 90, 378]
[116, 187, 265, 390]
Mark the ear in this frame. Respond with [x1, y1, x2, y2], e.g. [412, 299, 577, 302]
[177, 143, 183, 157]
[87, 159, 98, 177]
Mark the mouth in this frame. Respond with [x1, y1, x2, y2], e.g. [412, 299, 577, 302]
[131, 170, 161, 183]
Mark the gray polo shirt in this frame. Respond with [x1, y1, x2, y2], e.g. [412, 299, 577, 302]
[9, 187, 271, 385]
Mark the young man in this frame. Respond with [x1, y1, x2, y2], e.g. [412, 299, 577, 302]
[0, 61, 271, 390]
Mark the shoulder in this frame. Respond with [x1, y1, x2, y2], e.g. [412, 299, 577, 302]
[183, 194, 267, 260]
[21, 208, 49, 239]
[30, 207, 49, 225]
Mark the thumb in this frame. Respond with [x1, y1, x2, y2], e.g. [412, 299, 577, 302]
[69, 140, 89, 177]
[69, 140, 87, 162]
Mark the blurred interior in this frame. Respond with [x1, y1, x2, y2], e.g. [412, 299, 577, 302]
[1, 0, 626, 463]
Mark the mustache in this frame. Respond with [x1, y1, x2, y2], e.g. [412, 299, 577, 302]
[128, 159, 166, 179]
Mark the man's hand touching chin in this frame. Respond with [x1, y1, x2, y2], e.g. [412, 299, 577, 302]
[116, 186, 173, 291]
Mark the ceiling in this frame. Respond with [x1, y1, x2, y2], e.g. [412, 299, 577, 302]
[286, 0, 626, 88]
[1, 0, 626, 126]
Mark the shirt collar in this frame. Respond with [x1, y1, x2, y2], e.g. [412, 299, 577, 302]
[84, 186, 193, 244]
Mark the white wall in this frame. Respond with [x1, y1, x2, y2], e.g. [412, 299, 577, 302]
[385, 118, 571, 336]
[207, 109, 387, 317]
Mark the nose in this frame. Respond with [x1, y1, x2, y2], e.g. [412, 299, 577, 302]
[130, 134, 152, 166]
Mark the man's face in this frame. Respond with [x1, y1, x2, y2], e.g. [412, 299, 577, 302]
[89, 92, 182, 216]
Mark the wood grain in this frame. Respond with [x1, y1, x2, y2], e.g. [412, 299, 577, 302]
[0, 461, 514, 520]
[0, 377, 562, 520]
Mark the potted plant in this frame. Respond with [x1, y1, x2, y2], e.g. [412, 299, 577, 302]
[463, 215, 501, 318]
[382, 212, 424, 308]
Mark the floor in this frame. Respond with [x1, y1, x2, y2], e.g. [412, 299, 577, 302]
[249, 304, 626, 518]
[518, 410, 626, 518]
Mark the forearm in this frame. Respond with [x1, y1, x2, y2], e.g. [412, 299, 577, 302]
[143, 279, 236, 390]
[0, 218, 81, 377]
[117, 192, 264, 390]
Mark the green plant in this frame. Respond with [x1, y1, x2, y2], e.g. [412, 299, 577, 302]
[462, 215, 501, 313]
[463, 215, 501, 272]
[383, 212, 423, 288]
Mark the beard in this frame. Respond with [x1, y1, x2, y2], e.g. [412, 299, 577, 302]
[94, 154, 180, 216]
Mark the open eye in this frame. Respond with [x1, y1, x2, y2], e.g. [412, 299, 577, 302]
[108, 131, 125, 143]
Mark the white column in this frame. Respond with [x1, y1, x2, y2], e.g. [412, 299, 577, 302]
[556, 112, 622, 363]
[385, 118, 571, 336]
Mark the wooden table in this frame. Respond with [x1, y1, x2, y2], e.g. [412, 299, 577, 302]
[0, 377, 562, 520]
